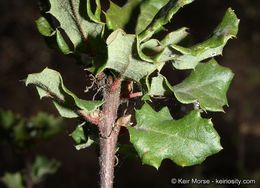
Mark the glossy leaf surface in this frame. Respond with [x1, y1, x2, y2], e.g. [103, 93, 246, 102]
[128, 103, 222, 168]
[173, 59, 234, 112]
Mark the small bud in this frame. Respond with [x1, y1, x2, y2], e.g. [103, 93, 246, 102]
[127, 81, 133, 93]
[116, 114, 132, 127]
[90, 109, 102, 119]
[97, 72, 105, 80]
[108, 75, 113, 85]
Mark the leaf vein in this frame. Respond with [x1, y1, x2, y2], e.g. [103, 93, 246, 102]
[133, 124, 207, 145]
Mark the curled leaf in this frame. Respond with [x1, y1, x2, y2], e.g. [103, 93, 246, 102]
[171, 8, 240, 69]
[95, 29, 159, 81]
[87, 0, 102, 23]
[48, 0, 104, 54]
[70, 122, 99, 150]
[139, 0, 194, 41]
[26, 68, 103, 118]
[36, 16, 55, 37]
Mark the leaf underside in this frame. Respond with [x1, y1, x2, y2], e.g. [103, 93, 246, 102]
[25, 68, 103, 118]
[32, 0, 240, 168]
[138, 0, 195, 42]
[171, 8, 239, 70]
[106, 0, 170, 34]
[48, 0, 104, 52]
[36, 1, 239, 86]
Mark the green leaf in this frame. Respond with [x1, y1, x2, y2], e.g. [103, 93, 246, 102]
[56, 29, 72, 54]
[0, 110, 64, 148]
[160, 27, 189, 46]
[70, 122, 98, 150]
[139, 0, 195, 41]
[29, 112, 64, 139]
[13, 120, 29, 146]
[155, 27, 189, 62]
[48, 0, 104, 52]
[135, 0, 169, 34]
[137, 27, 189, 63]
[26, 68, 103, 118]
[105, 0, 141, 31]
[128, 103, 222, 169]
[105, 0, 172, 34]
[94, 0, 101, 19]
[100, 29, 159, 81]
[171, 8, 240, 70]
[71, 124, 87, 144]
[31, 155, 61, 184]
[173, 59, 234, 112]
[118, 144, 138, 161]
[140, 39, 161, 55]
[149, 74, 173, 96]
[87, 0, 102, 23]
[35, 16, 72, 55]
[147, 59, 234, 112]
[1, 172, 25, 188]
[36, 16, 55, 37]
[0, 110, 17, 130]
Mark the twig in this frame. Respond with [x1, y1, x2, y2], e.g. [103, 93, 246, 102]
[99, 75, 122, 188]
[128, 92, 143, 99]
[29, 82, 101, 126]
[78, 110, 101, 125]
[110, 57, 131, 92]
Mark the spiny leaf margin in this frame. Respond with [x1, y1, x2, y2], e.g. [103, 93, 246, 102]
[127, 103, 222, 169]
[173, 59, 234, 112]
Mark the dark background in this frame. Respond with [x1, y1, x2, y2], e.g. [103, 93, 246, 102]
[0, 0, 260, 187]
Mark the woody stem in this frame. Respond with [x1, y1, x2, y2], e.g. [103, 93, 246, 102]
[99, 80, 121, 188]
